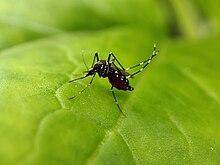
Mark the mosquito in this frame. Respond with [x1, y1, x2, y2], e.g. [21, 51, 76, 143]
[69, 44, 159, 116]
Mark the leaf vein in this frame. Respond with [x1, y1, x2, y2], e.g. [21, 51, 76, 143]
[180, 68, 220, 106]
[167, 112, 195, 164]
[118, 131, 138, 165]
[17, 46, 79, 164]
[84, 115, 125, 165]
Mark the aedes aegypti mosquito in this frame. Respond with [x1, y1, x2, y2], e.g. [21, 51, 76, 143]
[69, 44, 159, 116]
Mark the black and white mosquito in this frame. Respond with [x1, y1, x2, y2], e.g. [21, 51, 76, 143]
[69, 44, 159, 116]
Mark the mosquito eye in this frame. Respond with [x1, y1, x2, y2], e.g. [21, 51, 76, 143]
[88, 68, 94, 75]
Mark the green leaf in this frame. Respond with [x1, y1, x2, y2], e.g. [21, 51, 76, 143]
[0, 1, 220, 165]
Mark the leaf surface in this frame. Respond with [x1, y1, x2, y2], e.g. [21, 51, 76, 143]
[0, 0, 220, 165]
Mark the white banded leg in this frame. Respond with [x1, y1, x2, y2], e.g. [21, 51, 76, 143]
[127, 44, 159, 78]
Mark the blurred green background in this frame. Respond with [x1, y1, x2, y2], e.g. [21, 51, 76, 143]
[0, 0, 220, 165]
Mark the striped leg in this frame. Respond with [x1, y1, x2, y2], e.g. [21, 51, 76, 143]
[111, 86, 126, 117]
[127, 44, 159, 78]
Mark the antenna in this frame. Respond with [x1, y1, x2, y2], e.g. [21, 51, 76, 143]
[82, 50, 89, 70]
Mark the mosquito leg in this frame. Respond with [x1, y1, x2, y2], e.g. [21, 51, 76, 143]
[69, 74, 88, 83]
[69, 52, 99, 82]
[111, 61, 123, 73]
[111, 86, 126, 117]
[69, 73, 96, 99]
[108, 52, 125, 71]
[127, 45, 159, 78]
[126, 44, 159, 71]
[91, 52, 99, 68]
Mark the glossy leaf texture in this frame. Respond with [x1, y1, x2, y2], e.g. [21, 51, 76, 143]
[0, 0, 220, 165]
